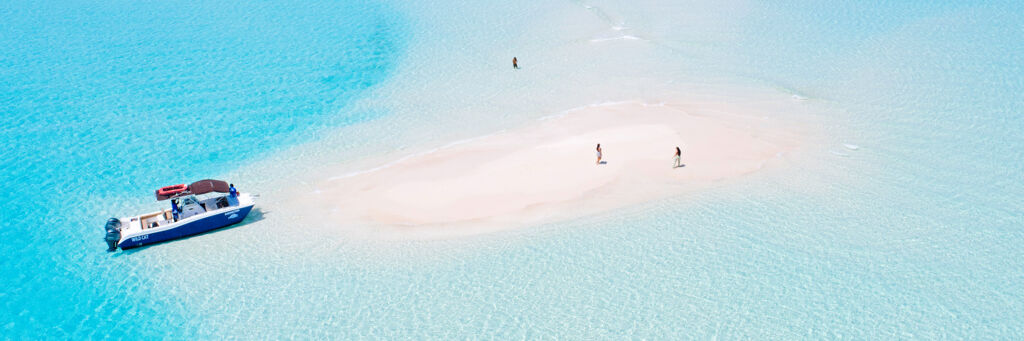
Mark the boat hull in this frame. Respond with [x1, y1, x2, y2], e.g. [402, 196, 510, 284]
[118, 204, 253, 249]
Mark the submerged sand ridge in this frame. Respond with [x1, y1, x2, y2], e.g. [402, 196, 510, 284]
[287, 101, 806, 239]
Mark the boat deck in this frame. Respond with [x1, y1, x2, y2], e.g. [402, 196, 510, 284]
[136, 209, 174, 230]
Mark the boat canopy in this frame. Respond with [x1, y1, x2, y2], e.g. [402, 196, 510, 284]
[156, 179, 231, 201]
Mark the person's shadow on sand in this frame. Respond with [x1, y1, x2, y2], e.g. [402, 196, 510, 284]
[599, 161, 607, 165]
[674, 164, 686, 168]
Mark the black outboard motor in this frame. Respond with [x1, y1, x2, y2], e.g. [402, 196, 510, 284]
[104, 218, 122, 252]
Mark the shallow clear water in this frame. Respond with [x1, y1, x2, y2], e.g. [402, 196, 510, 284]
[2, 0, 1022, 338]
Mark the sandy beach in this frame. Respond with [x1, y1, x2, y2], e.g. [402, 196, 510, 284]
[284, 100, 806, 239]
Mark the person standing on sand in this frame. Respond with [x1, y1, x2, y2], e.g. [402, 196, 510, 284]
[673, 146, 682, 168]
[596, 144, 602, 165]
[513, 57, 519, 69]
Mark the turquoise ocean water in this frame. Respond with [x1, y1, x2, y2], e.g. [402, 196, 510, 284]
[2, 0, 1022, 338]
[0, 0, 406, 337]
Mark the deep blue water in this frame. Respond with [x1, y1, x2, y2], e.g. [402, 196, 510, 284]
[0, 0, 405, 337]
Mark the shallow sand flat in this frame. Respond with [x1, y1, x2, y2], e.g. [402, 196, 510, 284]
[284, 100, 807, 239]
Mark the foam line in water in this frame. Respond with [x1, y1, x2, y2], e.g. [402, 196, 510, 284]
[539, 100, 639, 121]
[590, 35, 643, 43]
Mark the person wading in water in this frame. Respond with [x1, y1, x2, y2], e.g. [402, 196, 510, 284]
[513, 57, 519, 69]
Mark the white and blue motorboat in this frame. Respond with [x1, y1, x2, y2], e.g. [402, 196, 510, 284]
[104, 179, 255, 251]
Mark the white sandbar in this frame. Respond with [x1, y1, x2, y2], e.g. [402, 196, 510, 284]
[286, 100, 805, 239]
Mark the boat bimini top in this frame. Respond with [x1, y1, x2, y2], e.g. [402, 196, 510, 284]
[155, 179, 231, 201]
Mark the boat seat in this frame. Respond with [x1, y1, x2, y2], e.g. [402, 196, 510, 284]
[180, 203, 205, 219]
[215, 197, 229, 209]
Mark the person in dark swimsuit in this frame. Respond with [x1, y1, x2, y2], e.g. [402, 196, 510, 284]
[673, 146, 682, 168]
[513, 57, 519, 69]
[170, 199, 180, 222]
